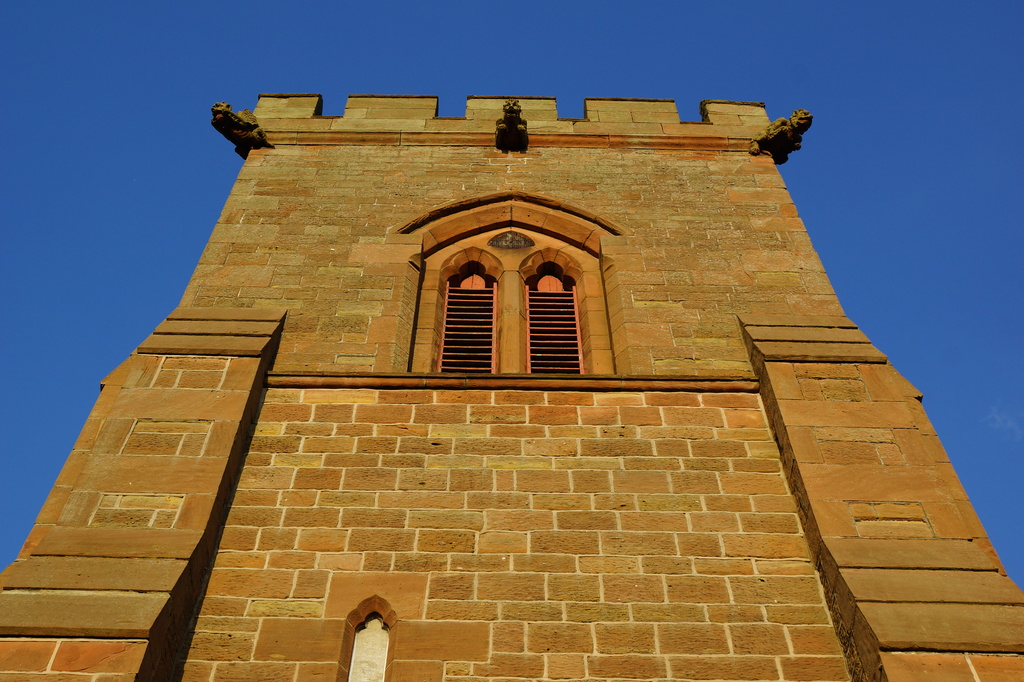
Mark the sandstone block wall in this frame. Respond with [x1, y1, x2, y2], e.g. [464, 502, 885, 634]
[181, 385, 848, 682]
[185, 95, 837, 377]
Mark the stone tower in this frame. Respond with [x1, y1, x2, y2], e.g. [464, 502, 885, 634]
[1, 94, 1021, 682]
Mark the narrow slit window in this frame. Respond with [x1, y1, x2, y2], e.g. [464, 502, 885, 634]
[348, 614, 389, 682]
[438, 264, 497, 373]
[526, 268, 584, 374]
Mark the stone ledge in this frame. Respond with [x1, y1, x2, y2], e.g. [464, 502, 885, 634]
[738, 314, 887, 364]
[739, 314, 857, 328]
[137, 334, 268, 356]
[827, 538, 999, 571]
[0, 591, 169, 638]
[861, 602, 1024, 653]
[1, 557, 185, 592]
[267, 372, 758, 392]
[755, 340, 887, 363]
[744, 326, 870, 343]
[844, 569, 1024, 605]
[154, 320, 281, 337]
[140, 308, 286, 357]
[31, 528, 202, 559]
[262, 129, 754, 150]
[167, 307, 286, 322]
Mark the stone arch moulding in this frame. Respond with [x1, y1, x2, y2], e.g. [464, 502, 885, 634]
[404, 194, 621, 375]
[339, 595, 399, 682]
[394, 190, 631, 258]
[438, 246, 503, 283]
[518, 247, 584, 283]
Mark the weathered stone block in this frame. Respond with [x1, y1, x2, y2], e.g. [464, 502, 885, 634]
[33, 527, 201, 559]
[861, 602, 1024, 652]
[0, 591, 169, 637]
[1, 556, 185, 591]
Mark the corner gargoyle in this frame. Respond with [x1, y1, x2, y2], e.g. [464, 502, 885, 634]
[749, 109, 813, 164]
[211, 102, 273, 159]
[495, 99, 529, 152]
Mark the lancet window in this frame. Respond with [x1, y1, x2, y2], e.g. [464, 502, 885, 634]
[347, 614, 389, 682]
[437, 263, 498, 372]
[525, 264, 584, 373]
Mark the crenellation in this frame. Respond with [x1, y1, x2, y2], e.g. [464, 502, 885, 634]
[466, 95, 558, 120]
[583, 97, 681, 124]
[253, 92, 323, 118]
[251, 93, 770, 142]
[700, 99, 770, 125]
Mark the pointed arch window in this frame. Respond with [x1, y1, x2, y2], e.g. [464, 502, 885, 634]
[347, 613, 389, 682]
[408, 206, 618, 374]
[340, 596, 398, 682]
[437, 262, 497, 373]
[525, 264, 584, 374]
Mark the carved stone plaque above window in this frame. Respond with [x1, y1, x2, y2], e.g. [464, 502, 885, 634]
[488, 231, 535, 250]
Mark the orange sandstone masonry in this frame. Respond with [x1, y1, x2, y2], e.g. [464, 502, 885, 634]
[0, 94, 1020, 681]
[186, 386, 843, 682]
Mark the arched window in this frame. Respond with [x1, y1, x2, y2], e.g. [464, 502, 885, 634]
[437, 262, 497, 373]
[416, 239, 604, 374]
[347, 613, 389, 682]
[402, 194, 623, 374]
[340, 596, 398, 682]
[525, 263, 584, 373]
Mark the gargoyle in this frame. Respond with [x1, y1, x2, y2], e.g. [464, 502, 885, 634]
[211, 102, 273, 159]
[749, 109, 813, 164]
[495, 99, 529, 152]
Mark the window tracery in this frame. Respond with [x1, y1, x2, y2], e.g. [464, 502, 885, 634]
[412, 230, 610, 374]
[401, 193, 623, 375]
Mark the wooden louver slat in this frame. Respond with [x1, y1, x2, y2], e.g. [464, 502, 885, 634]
[526, 287, 584, 374]
[438, 281, 497, 373]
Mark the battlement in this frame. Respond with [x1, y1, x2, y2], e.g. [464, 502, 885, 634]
[251, 93, 769, 144]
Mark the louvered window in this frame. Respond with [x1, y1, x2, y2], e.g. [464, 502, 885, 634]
[437, 271, 497, 373]
[526, 274, 584, 374]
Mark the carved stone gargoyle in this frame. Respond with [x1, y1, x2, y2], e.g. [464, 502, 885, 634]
[749, 109, 813, 164]
[495, 99, 529, 152]
[211, 102, 273, 159]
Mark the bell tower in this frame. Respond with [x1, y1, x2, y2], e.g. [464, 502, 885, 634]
[0, 93, 1021, 681]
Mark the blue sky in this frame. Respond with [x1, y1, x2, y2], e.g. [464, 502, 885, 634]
[2, 2, 1021, 581]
